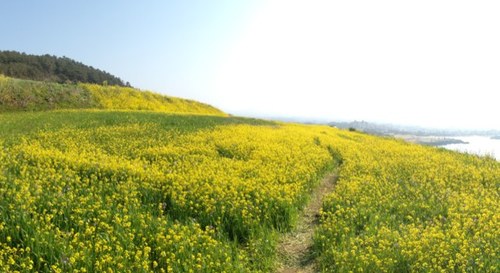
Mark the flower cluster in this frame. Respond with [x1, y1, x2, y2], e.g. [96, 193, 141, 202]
[0, 112, 334, 272]
[313, 131, 499, 272]
[82, 83, 225, 116]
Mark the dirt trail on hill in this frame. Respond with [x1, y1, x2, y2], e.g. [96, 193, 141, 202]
[276, 172, 338, 273]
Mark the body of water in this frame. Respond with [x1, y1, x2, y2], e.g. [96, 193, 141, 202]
[441, 136, 500, 161]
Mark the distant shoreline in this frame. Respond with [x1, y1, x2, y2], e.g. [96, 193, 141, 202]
[395, 135, 468, 147]
[437, 135, 500, 161]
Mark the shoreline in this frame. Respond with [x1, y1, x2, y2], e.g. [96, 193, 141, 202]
[394, 135, 468, 147]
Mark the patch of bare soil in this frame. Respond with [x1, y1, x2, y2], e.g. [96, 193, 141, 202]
[276, 172, 338, 273]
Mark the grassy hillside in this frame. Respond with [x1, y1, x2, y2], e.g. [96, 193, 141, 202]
[0, 75, 225, 116]
[82, 83, 224, 115]
[0, 110, 498, 272]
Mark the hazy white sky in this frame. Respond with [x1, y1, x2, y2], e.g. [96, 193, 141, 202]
[214, 1, 500, 129]
[2, 1, 500, 129]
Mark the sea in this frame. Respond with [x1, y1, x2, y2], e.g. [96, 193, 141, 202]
[440, 136, 500, 161]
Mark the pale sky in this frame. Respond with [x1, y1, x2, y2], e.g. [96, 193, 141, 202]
[2, 1, 500, 129]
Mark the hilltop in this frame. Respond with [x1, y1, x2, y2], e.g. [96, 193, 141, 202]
[0, 75, 225, 116]
[0, 50, 128, 86]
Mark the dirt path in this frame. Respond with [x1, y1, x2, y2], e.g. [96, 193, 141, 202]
[276, 172, 338, 273]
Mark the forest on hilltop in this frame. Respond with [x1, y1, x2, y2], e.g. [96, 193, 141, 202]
[0, 50, 129, 86]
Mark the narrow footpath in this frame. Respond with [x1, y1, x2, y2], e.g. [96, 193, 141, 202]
[277, 172, 338, 273]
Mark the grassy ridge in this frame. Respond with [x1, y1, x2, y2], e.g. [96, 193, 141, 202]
[0, 75, 225, 116]
[83, 83, 224, 115]
[0, 75, 97, 111]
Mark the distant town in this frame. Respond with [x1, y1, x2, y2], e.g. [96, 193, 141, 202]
[329, 120, 500, 146]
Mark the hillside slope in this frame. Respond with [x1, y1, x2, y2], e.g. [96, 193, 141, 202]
[0, 75, 225, 116]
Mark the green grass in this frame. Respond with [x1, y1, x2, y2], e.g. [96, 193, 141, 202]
[0, 75, 226, 116]
[0, 110, 272, 143]
[0, 75, 98, 112]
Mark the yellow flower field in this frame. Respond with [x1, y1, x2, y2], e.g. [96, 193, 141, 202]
[0, 111, 335, 272]
[0, 110, 498, 272]
[313, 130, 499, 272]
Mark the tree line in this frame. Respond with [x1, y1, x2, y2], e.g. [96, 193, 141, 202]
[0, 50, 130, 86]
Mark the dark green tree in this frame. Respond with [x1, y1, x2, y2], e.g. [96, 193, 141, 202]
[0, 50, 130, 86]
